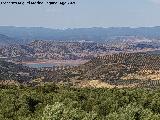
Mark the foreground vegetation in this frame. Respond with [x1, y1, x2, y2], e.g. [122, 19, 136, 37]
[1, 84, 160, 120]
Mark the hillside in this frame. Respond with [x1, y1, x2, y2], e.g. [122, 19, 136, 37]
[57, 53, 160, 88]
[0, 40, 159, 62]
[79, 53, 160, 79]
[0, 60, 67, 84]
[0, 52, 160, 88]
[0, 60, 40, 82]
[2, 85, 160, 120]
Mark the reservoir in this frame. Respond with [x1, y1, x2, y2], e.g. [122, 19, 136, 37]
[23, 60, 88, 68]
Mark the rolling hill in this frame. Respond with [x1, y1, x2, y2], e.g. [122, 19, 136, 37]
[57, 52, 160, 88]
[0, 60, 40, 82]
[0, 52, 160, 89]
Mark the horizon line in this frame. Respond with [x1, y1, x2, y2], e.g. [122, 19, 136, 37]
[1, 25, 160, 30]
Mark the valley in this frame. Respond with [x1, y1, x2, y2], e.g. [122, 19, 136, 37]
[0, 26, 160, 120]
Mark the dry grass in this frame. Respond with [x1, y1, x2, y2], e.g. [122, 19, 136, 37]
[72, 80, 138, 89]
[121, 70, 160, 81]
[0, 80, 20, 86]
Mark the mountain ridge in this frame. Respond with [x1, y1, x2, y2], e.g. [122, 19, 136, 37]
[1, 26, 160, 44]
[0, 34, 16, 46]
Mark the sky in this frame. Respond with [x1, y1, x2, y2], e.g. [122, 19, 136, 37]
[0, 0, 160, 29]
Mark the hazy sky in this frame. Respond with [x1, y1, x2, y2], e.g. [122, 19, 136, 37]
[1, 0, 160, 28]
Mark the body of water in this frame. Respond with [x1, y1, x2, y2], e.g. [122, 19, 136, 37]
[24, 63, 79, 68]
[24, 63, 56, 68]
[23, 60, 88, 68]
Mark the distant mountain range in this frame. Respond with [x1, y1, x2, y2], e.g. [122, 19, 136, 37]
[1, 26, 160, 44]
[0, 34, 16, 46]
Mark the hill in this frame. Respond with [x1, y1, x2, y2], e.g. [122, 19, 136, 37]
[0, 40, 159, 62]
[79, 53, 160, 79]
[0, 52, 160, 88]
[57, 52, 160, 88]
[0, 60, 40, 82]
